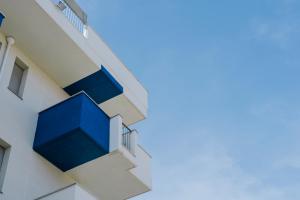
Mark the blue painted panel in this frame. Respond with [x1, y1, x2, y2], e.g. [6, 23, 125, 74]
[64, 66, 123, 104]
[33, 93, 110, 171]
[80, 95, 110, 152]
[33, 94, 83, 148]
[0, 12, 5, 27]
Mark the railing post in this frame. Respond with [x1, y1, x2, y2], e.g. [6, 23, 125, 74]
[110, 116, 138, 156]
[83, 25, 88, 38]
[109, 115, 122, 152]
[130, 130, 138, 156]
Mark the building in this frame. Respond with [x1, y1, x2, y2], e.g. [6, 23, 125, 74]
[0, 0, 151, 199]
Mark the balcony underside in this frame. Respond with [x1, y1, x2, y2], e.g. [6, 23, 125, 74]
[67, 151, 150, 200]
[0, 0, 147, 125]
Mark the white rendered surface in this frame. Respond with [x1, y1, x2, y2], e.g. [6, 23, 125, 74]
[0, 32, 75, 200]
[0, 32, 151, 200]
[38, 184, 98, 200]
[0, 0, 148, 125]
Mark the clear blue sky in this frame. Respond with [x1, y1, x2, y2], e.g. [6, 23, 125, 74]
[78, 0, 300, 199]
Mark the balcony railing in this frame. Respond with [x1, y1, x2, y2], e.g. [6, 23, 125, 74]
[55, 0, 88, 37]
[122, 124, 135, 155]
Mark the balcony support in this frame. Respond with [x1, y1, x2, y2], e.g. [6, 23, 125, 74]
[109, 115, 122, 152]
[109, 115, 138, 156]
[128, 130, 138, 156]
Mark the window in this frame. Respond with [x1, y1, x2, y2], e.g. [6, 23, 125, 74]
[0, 140, 10, 193]
[8, 58, 28, 98]
[0, 43, 2, 72]
[0, 146, 4, 169]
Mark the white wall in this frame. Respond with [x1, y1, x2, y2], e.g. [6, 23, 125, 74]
[75, 185, 98, 200]
[39, 185, 76, 200]
[38, 184, 98, 200]
[130, 145, 152, 190]
[0, 32, 76, 200]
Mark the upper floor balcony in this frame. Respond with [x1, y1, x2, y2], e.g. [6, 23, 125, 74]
[0, 0, 147, 125]
[33, 92, 151, 200]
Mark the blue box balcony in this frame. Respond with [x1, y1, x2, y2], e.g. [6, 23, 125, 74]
[64, 66, 123, 104]
[0, 12, 5, 27]
[33, 92, 110, 171]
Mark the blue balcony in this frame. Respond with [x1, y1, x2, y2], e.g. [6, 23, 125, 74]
[0, 12, 5, 27]
[64, 66, 123, 104]
[33, 92, 110, 171]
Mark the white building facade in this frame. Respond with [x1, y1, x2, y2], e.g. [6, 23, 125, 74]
[0, 0, 151, 199]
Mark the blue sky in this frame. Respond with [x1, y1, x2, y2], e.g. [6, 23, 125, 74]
[77, 0, 300, 199]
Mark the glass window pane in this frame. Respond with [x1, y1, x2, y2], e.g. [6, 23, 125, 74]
[8, 64, 24, 96]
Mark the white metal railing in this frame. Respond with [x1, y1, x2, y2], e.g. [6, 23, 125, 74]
[122, 124, 135, 155]
[55, 0, 88, 37]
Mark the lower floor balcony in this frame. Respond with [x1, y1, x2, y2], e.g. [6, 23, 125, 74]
[33, 92, 151, 200]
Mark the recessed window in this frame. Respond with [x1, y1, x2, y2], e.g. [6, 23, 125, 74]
[8, 58, 28, 98]
[0, 43, 2, 72]
[0, 140, 10, 193]
[0, 146, 4, 170]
